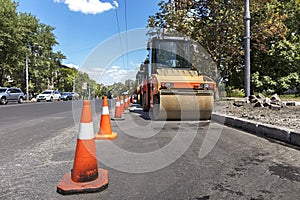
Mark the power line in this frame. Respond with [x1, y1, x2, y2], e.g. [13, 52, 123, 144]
[124, 0, 129, 74]
[113, 0, 130, 86]
[66, 45, 96, 55]
[115, 4, 126, 71]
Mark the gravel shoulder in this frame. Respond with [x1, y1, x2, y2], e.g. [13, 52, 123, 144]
[214, 99, 300, 132]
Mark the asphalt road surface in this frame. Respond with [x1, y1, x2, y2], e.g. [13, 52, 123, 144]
[0, 101, 300, 199]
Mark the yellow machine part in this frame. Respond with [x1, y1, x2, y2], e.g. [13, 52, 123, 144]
[149, 68, 215, 120]
[151, 94, 214, 120]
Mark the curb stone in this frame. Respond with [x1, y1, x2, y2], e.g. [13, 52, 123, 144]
[290, 131, 300, 146]
[211, 112, 300, 147]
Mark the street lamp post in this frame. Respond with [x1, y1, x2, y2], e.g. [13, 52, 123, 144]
[25, 44, 42, 101]
[26, 47, 29, 101]
[244, 0, 251, 97]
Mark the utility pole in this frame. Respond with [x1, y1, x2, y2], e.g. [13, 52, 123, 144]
[26, 47, 29, 101]
[244, 0, 251, 97]
[88, 82, 91, 100]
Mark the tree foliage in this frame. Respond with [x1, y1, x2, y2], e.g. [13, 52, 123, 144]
[148, 0, 300, 95]
[0, 0, 69, 94]
[0, 0, 98, 97]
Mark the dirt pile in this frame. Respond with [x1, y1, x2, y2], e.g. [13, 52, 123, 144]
[214, 94, 300, 131]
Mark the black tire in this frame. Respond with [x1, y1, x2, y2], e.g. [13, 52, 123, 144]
[149, 95, 160, 120]
[143, 93, 149, 111]
[18, 97, 24, 104]
[0, 97, 7, 105]
[50, 97, 53, 102]
[139, 92, 143, 106]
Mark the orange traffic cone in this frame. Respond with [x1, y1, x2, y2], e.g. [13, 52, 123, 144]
[127, 95, 130, 107]
[57, 100, 108, 195]
[120, 96, 124, 113]
[111, 96, 124, 121]
[124, 95, 129, 110]
[95, 96, 117, 140]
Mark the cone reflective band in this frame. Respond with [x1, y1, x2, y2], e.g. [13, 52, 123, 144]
[102, 106, 109, 115]
[95, 96, 117, 140]
[78, 122, 94, 140]
[57, 100, 108, 195]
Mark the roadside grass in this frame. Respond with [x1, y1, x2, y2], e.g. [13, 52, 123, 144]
[217, 91, 300, 102]
[279, 94, 300, 101]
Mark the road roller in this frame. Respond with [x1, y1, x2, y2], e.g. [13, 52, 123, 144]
[140, 35, 216, 120]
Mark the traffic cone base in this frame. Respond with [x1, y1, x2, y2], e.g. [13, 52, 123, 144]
[94, 132, 117, 140]
[111, 117, 125, 121]
[57, 168, 108, 195]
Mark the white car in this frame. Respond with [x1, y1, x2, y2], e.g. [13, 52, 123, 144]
[37, 90, 61, 102]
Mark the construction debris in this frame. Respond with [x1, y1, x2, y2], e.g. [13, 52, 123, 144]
[270, 104, 282, 111]
[233, 98, 248, 107]
[286, 102, 296, 106]
[254, 100, 264, 107]
[233, 93, 285, 110]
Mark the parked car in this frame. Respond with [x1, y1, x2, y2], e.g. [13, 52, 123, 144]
[0, 87, 25, 104]
[54, 90, 61, 100]
[71, 92, 80, 100]
[61, 92, 73, 101]
[61, 92, 80, 101]
[36, 90, 61, 102]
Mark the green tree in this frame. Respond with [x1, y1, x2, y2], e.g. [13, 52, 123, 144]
[0, 0, 67, 94]
[251, 0, 300, 93]
[148, 0, 299, 95]
[56, 66, 76, 92]
[0, 0, 19, 86]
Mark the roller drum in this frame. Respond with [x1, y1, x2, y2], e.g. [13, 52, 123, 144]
[151, 94, 214, 120]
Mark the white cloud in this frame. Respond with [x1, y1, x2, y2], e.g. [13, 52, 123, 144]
[95, 65, 136, 85]
[64, 63, 79, 69]
[79, 65, 139, 85]
[79, 67, 106, 83]
[113, 1, 118, 8]
[92, 67, 106, 73]
[111, 65, 120, 69]
[54, 0, 118, 15]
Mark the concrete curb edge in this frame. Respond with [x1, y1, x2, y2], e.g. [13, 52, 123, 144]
[212, 112, 300, 147]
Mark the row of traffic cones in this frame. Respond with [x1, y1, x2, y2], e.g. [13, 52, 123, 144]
[57, 97, 119, 195]
[111, 95, 132, 121]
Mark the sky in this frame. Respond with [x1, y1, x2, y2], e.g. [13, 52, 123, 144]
[17, 0, 161, 85]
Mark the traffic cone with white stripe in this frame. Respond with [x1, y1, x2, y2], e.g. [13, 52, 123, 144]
[57, 100, 108, 195]
[120, 95, 124, 113]
[127, 95, 130, 107]
[111, 96, 124, 121]
[124, 95, 129, 110]
[95, 96, 117, 140]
